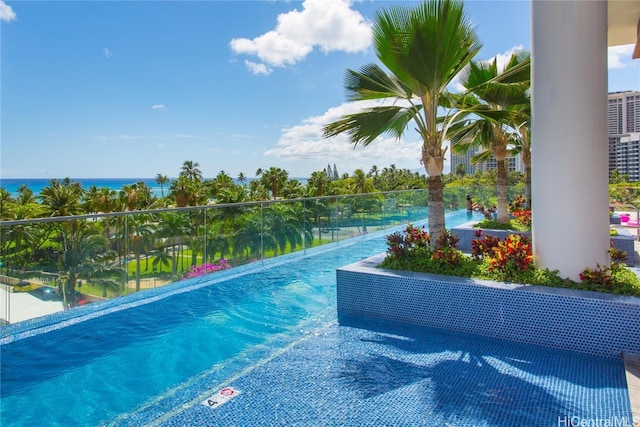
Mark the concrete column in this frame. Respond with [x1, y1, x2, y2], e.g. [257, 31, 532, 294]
[531, 0, 610, 280]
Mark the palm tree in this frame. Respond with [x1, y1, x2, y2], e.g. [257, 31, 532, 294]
[511, 103, 532, 208]
[323, 0, 481, 244]
[258, 167, 289, 200]
[155, 173, 169, 198]
[455, 163, 467, 183]
[58, 222, 121, 307]
[447, 52, 530, 223]
[350, 169, 376, 194]
[39, 178, 84, 217]
[156, 212, 190, 278]
[306, 170, 333, 197]
[151, 247, 172, 274]
[169, 175, 204, 207]
[180, 160, 203, 182]
[128, 215, 155, 292]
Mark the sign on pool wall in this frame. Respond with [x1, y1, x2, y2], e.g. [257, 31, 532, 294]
[201, 387, 240, 409]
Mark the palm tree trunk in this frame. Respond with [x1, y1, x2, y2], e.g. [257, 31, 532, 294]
[523, 149, 532, 209]
[135, 253, 141, 292]
[496, 158, 509, 223]
[427, 175, 445, 249]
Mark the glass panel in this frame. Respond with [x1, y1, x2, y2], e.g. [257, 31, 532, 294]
[260, 200, 310, 259]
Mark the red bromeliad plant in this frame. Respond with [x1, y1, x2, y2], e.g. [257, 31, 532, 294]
[486, 234, 533, 279]
[381, 222, 639, 295]
[511, 209, 532, 229]
[386, 224, 430, 258]
[579, 264, 614, 291]
[432, 229, 461, 265]
[471, 229, 501, 260]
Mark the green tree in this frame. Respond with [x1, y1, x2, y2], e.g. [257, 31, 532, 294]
[257, 167, 289, 200]
[180, 160, 203, 182]
[448, 52, 530, 222]
[455, 163, 467, 184]
[155, 173, 170, 198]
[323, 0, 481, 244]
[39, 178, 84, 217]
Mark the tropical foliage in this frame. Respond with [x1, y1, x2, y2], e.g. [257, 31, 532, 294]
[380, 224, 640, 296]
[323, 0, 482, 246]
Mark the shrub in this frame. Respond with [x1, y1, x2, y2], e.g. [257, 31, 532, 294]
[471, 230, 501, 260]
[484, 234, 533, 281]
[512, 209, 532, 229]
[379, 225, 640, 296]
[385, 224, 430, 259]
[184, 259, 231, 279]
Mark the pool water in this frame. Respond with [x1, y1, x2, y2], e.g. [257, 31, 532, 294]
[0, 211, 631, 426]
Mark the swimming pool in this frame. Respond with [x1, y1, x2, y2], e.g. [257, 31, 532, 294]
[0, 211, 631, 426]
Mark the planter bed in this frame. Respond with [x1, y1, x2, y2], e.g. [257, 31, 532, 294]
[337, 253, 640, 359]
[452, 221, 636, 266]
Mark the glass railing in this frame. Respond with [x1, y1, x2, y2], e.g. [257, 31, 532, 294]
[0, 186, 524, 325]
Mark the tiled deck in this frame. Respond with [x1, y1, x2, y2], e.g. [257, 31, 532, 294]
[115, 317, 632, 427]
[624, 353, 640, 425]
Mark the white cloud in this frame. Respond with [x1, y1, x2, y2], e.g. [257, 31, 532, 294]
[245, 60, 272, 76]
[265, 100, 423, 170]
[230, 0, 372, 73]
[0, 1, 16, 22]
[608, 44, 635, 70]
[487, 44, 527, 71]
[151, 104, 166, 110]
[103, 48, 112, 58]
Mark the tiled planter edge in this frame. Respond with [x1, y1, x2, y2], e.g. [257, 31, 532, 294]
[337, 253, 640, 359]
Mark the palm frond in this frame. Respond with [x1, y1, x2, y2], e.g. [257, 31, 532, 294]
[323, 105, 420, 147]
[373, 0, 482, 95]
[470, 149, 494, 164]
[344, 64, 412, 101]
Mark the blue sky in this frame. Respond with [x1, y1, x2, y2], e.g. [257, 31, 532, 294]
[1, 0, 638, 180]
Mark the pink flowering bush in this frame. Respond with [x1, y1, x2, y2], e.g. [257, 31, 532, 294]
[184, 259, 231, 279]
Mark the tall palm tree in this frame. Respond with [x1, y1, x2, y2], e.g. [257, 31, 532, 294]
[447, 52, 530, 222]
[323, 0, 481, 244]
[39, 178, 84, 217]
[511, 103, 532, 208]
[350, 169, 376, 194]
[58, 222, 121, 307]
[258, 167, 289, 200]
[127, 215, 155, 292]
[306, 170, 333, 197]
[155, 173, 169, 198]
[180, 160, 203, 182]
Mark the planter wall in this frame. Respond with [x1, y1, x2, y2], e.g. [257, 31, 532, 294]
[337, 254, 640, 359]
[452, 221, 637, 266]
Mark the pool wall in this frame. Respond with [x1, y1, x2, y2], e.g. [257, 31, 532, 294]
[336, 254, 640, 359]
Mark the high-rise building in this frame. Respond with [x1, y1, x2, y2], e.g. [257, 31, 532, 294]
[608, 91, 640, 182]
[450, 145, 523, 176]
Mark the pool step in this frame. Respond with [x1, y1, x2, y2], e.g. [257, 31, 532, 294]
[623, 352, 640, 423]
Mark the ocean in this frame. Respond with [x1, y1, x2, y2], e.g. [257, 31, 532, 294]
[0, 178, 166, 198]
[0, 176, 308, 198]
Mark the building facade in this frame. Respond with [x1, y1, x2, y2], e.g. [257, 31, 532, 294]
[608, 90, 640, 181]
[450, 146, 524, 176]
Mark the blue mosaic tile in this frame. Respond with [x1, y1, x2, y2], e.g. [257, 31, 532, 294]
[337, 257, 640, 359]
[149, 318, 630, 427]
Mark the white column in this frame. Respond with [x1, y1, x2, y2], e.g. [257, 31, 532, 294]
[531, 0, 610, 280]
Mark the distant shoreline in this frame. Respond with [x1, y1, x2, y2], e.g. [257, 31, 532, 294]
[0, 176, 308, 197]
[0, 178, 167, 197]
